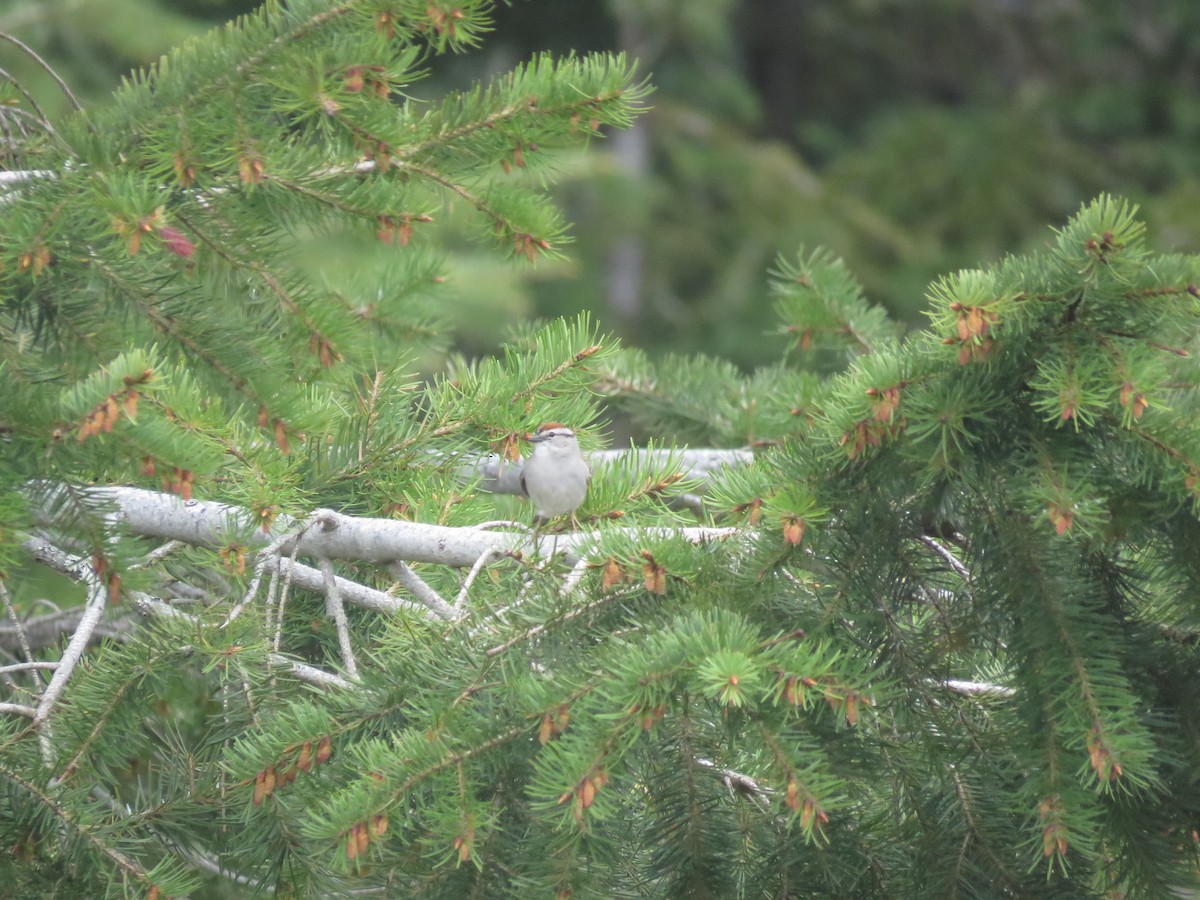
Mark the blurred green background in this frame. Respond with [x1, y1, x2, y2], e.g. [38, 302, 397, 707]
[5, 0, 1200, 367]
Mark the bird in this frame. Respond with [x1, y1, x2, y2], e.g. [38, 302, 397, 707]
[519, 423, 590, 528]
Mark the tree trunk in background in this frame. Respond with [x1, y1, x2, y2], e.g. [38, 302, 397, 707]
[606, 122, 650, 327]
[606, 12, 651, 328]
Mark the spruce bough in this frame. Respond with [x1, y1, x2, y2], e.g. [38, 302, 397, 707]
[0, 2, 1198, 897]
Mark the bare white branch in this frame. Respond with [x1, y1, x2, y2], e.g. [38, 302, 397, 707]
[561, 557, 591, 595]
[471, 520, 531, 533]
[386, 561, 457, 621]
[14, 483, 749, 726]
[293, 508, 519, 566]
[695, 757, 776, 813]
[942, 679, 1015, 698]
[318, 557, 359, 680]
[2, 547, 355, 734]
[272, 656, 355, 691]
[272, 541, 300, 653]
[270, 556, 424, 617]
[0, 169, 53, 189]
[467, 447, 754, 497]
[0, 606, 137, 654]
[0, 661, 58, 676]
[24, 539, 108, 729]
[455, 548, 504, 608]
[135, 540, 186, 568]
[130, 593, 190, 620]
[225, 528, 306, 627]
[33, 486, 744, 569]
[918, 535, 971, 582]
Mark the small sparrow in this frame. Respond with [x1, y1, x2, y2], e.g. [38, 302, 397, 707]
[519, 423, 590, 526]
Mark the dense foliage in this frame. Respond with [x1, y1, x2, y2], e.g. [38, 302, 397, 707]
[1, 3, 1199, 898]
[10, 1, 1200, 362]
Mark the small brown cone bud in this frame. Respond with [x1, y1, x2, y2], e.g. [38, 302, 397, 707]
[316, 735, 333, 765]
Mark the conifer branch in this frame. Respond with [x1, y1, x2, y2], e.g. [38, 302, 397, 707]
[270, 540, 301, 652]
[265, 173, 382, 218]
[485, 586, 641, 658]
[87, 253, 258, 404]
[4, 1, 1194, 883]
[388, 723, 531, 804]
[8, 532, 364, 750]
[949, 767, 1023, 890]
[393, 160, 529, 241]
[90, 783, 271, 893]
[232, 3, 356, 81]
[132, 593, 354, 690]
[0, 69, 52, 135]
[399, 99, 545, 159]
[56, 655, 147, 784]
[0, 760, 156, 887]
[173, 209, 332, 364]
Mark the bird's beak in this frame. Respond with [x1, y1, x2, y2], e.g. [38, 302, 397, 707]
[526, 431, 547, 443]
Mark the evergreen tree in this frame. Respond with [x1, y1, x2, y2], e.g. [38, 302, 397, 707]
[2, 3, 1199, 899]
